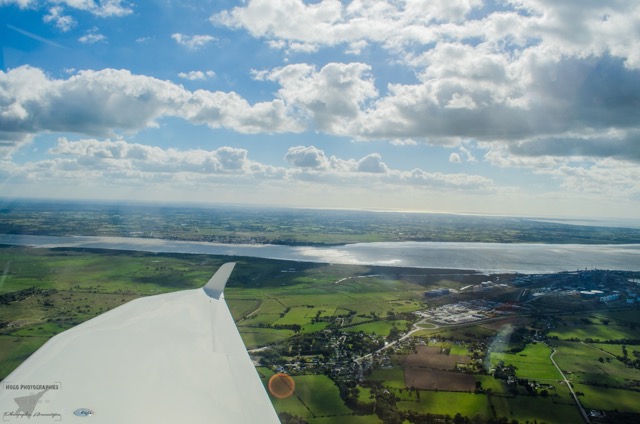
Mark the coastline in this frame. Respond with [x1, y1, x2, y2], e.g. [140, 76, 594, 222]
[1, 233, 639, 274]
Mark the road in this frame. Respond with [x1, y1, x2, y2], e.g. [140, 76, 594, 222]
[547, 343, 590, 424]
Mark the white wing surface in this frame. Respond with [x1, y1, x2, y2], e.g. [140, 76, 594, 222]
[0, 263, 280, 423]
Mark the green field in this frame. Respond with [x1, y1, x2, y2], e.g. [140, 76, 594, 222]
[0, 336, 49, 378]
[367, 367, 406, 389]
[343, 320, 409, 337]
[548, 324, 638, 342]
[267, 375, 353, 420]
[1, 245, 640, 423]
[552, 340, 640, 388]
[490, 394, 582, 423]
[397, 391, 491, 418]
[491, 342, 561, 380]
[239, 327, 296, 349]
[309, 415, 381, 424]
[572, 383, 640, 413]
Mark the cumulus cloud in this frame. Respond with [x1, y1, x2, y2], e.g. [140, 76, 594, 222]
[172, 33, 216, 50]
[212, 0, 484, 54]
[212, 0, 640, 167]
[2, 139, 497, 195]
[0, 66, 299, 154]
[31, 0, 133, 27]
[390, 139, 418, 147]
[50, 138, 256, 175]
[57, 0, 133, 18]
[282, 145, 490, 190]
[356, 153, 388, 173]
[79, 29, 106, 44]
[284, 145, 329, 169]
[178, 70, 216, 80]
[449, 153, 461, 163]
[214, 1, 640, 68]
[0, 0, 35, 8]
[260, 62, 377, 134]
[43, 6, 76, 32]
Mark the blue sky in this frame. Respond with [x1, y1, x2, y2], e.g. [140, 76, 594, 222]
[1, 0, 639, 219]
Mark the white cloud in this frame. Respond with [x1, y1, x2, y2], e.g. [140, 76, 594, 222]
[459, 146, 476, 162]
[263, 62, 377, 134]
[214, 1, 640, 70]
[284, 145, 329, 169]
[0, 0, 35, 8]
[171, 33, 216, 50]
[49, 138, 256, 175]
[57, 0, 133, 18]
[43, 6, 76, 32]
[181, 90, 299, 134]
[356, 153, 388, 173]
[2, 139, 497, 195]
[212, 0, 484, 54]
[390, 138, 417, 147]
[211, 1, 640, 168]
[79, 28, 106, 44]
[178, 70, 216, 81]
[0, 66, 299, 154]
[449, 152, 461, 163]
[549, 159, 640, 199]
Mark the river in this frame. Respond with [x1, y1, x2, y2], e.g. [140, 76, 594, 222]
[1, 234, 639, 273]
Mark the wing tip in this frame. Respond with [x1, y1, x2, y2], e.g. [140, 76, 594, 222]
[203, 262, 236, 299]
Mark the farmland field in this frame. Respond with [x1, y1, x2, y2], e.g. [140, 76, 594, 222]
[404, 368, 476, 391]
[490, 395, 582, 423]
[397, 391, 491, 418]
[404, 345, 470, 369]
[1, 245, 640, 423]
[490, 342, 560, 380]
[552, 340, 640, 388]
[572, 384, 640, 413]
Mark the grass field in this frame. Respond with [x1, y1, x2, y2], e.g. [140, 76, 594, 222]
[397, 391, 491, 418]
[490, 342, 560, 380]
[2, 245, 639, 423]
[547, 324, 637, 342]
[258, 370, 360, 421]
[572, 383, 640, 413]
[309, 415, 381, 424]
[239, 327, 296, 349]
[367, 367, 406, 389]
[0, 336, 49, 378]
[552, 340, 640, 388]
[343, 320, 409, 337]
[293, 375, 352, 418]
[490, 395, 582, 423]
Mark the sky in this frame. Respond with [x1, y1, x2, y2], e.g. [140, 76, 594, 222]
[0, 0, 639, 220]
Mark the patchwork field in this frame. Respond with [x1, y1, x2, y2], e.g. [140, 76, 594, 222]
[490, 394, 582, 423]
[552, 340, 640, 388]
[404, 368, 476, 391]
[572, 383, 640, 414]
[404, 345, 470, 369]
[1, 245, 639, 424]
[490, 342, 560, 380]
[397, 391, 491, 418]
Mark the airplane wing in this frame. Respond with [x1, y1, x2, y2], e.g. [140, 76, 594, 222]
[0, 263, 281, 423]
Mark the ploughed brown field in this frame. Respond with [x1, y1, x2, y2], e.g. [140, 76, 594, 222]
[404, 346, 470, 369]
[404, 346, 475, 391]
[404, 369, 476, 391]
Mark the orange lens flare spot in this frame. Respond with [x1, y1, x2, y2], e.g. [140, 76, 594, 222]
[268, 373, 295, 399]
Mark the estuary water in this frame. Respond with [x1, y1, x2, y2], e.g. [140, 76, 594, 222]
[1, 234, 639, 274]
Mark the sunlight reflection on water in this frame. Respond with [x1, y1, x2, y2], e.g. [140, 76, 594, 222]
[0, 234, 639, 273]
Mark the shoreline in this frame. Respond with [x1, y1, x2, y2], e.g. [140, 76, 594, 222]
[1, 233, 639, 273]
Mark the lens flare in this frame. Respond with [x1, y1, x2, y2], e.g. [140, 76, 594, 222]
[268, 373, 295, 399]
